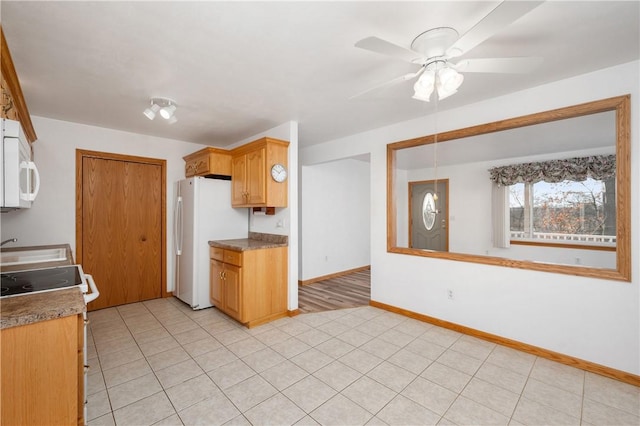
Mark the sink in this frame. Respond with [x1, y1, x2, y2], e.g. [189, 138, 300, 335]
[0, 248, 68, 266]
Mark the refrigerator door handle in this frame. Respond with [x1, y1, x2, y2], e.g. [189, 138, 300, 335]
[175, 195, 183, 255]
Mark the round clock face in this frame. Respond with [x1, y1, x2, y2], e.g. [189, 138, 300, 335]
[271, 164, 287, 182]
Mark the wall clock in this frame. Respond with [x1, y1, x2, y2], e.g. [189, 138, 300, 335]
[271, 163, 288, 182]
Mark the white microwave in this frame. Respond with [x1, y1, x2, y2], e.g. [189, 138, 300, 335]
[1, 118, 39, 211]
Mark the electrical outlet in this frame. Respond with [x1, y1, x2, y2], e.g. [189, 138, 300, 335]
[447, 289, 454, 300]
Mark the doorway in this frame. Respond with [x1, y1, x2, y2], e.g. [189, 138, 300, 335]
[409, 179, 449, 251]
[76, 150, 167, 310]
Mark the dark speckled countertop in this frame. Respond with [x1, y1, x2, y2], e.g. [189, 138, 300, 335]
[209, 232, 288, 251]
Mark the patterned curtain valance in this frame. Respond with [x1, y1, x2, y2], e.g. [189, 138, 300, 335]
[488, 154, 616, 186]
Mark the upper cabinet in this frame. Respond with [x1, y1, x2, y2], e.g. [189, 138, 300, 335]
[1, 28, 37, 143]
[183, 147, 231, 178]
[230, 137, 289, 208]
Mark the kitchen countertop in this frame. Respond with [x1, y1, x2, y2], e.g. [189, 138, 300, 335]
[1, 244, 84, 330]
[1, 287, 85, 330]
[209, 232, 288, 251]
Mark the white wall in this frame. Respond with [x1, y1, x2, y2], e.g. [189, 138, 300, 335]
[300, 157, 370, 281]
[299, 61, 640, 375]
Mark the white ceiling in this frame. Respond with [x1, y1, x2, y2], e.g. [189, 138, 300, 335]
[1, 1, 638, 148]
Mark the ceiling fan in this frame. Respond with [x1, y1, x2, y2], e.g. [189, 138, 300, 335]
[353, 1, 544, 101]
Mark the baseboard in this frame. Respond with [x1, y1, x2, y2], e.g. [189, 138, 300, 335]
[370, 300, 640, 387]
[298, 265, 371, 286]
[288, 309, 300, 317]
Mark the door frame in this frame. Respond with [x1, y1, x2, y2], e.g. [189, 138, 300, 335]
[408, 179, 449, 251]
[75, 149, 169, 299]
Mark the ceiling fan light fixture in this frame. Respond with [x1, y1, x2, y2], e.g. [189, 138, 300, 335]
[437, 67, 464, 93]
[412, 70, 435, 101]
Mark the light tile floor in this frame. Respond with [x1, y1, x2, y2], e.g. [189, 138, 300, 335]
[86, 298, 639, 425]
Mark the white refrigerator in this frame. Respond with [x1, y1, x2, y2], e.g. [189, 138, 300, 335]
[174, 177, 247, 309]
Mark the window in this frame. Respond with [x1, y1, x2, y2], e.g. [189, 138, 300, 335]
[489, 154, 616, 249]
[509, 178, 616, 246]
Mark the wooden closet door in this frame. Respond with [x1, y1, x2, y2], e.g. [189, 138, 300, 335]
[79, 152, 165, 310]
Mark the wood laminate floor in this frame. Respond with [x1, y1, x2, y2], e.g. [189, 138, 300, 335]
[298, 268, 371, 314]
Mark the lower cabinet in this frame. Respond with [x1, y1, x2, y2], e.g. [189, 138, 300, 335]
[210, 246, 288, 327]
[1, 314, 84, 425]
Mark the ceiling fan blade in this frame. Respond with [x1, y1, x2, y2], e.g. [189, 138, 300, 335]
[349, 69, 423, 100]
[454, 57, 543, 73]
[446, 1, 544, 58]
[355, 36, 426, 63]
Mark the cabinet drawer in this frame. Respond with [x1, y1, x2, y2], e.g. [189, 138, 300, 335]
[210, 247, 224, 261]
[223, 250, 242, 266]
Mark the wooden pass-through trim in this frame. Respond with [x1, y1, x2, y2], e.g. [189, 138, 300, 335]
[387, 95, 631, 282]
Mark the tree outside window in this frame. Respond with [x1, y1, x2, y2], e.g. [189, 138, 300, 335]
[509, 177, 616, 243]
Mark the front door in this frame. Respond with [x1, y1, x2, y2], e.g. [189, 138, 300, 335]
[409, 179, 448, 251]
[76, 150, 166, 310]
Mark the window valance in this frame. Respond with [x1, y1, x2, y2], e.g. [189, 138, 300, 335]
[488, 154, 616, 186]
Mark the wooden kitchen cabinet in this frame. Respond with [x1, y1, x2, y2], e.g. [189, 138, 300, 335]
[183, 147, 232, 178]
[1, 314, 84, 425]
[210, 245, 288, 327]
[230, 137, 289, 208]
[1, 28, 37, 143]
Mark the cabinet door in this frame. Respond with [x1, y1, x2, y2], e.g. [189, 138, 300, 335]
[223, 265, 242, 321]
[1, 315, 79, 425]
[231, 155, 247, 206]
[246, 148, 266, 204]
[210, 259, 224, 307]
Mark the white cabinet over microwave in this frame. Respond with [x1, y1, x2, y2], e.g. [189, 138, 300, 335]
[1, 118, 39, 211]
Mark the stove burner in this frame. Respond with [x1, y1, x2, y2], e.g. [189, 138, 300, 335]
[1, 266, 84, 297]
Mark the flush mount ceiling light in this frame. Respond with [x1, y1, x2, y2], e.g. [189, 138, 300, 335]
[412, 61, 464, 102]
[144, 98, 178, 124]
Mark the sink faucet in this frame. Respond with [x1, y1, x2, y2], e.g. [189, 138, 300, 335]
[1, 238, 17, 247]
